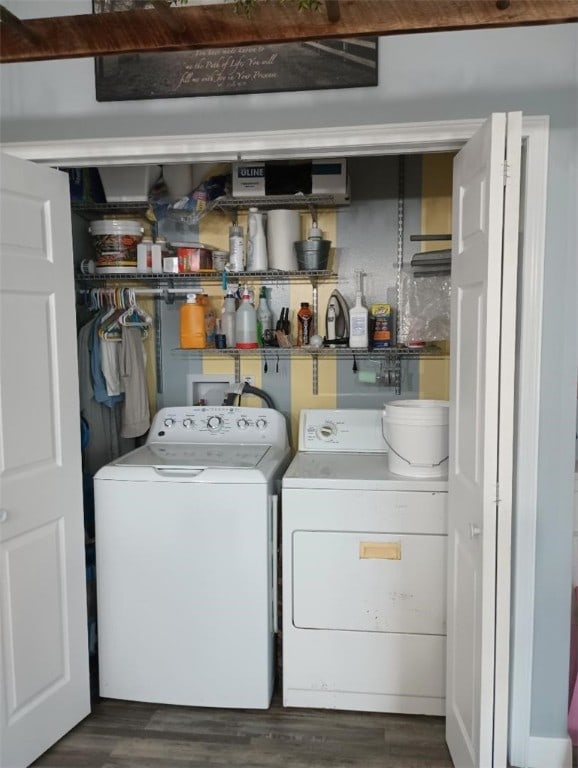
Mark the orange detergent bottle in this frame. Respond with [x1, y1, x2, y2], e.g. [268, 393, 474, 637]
[180, 294, 206, 349]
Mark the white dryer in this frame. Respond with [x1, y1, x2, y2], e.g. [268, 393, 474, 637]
[282, 409, 448, 716]
[95, 405, 290, 709]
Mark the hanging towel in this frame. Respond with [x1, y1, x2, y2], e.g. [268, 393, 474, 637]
[120, 326, 150, 438]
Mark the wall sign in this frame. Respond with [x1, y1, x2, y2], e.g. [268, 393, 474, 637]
[93, 0, 378, 102]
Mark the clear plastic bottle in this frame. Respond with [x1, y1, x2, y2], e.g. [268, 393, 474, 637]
[137, 235, 153, 274]
[180, 294, 206, 349]
[200, 294, 216, 348]
[256, 286, 273, 347]
[221, 292, 237, 349]
[235, 286, 258, 349]
[246, 208, 268, 272]
[349, 270, 369, 349]
[228, 224, 245, 272]
[297, 302, 313, 347]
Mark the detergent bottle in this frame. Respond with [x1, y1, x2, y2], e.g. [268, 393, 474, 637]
[180, 294, 206, 349]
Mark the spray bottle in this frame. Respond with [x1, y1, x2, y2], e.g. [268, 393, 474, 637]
[349, 270, 369, 349]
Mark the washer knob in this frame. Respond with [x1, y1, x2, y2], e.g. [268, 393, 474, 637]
[182, 418, 194, 429]
[237, 418, 249, 430]
[256, 418, 267, 430]
[163, 417, 175, 428]
[207, 415, 223, 431]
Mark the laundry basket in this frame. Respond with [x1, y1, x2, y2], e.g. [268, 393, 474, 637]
[382, 399, 449, 478]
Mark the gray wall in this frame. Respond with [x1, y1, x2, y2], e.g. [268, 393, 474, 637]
[2, 1, 577, 750]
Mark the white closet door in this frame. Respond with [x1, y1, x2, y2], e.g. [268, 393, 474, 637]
[446, 112, 521, 768]
[0, 153, 90, 768]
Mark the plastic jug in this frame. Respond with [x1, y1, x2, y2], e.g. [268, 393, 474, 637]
[235, 286, 258, 349]
[180, 294, 206, 349]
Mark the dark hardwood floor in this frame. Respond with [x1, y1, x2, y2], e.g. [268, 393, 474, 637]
[32, 690, 453, 768]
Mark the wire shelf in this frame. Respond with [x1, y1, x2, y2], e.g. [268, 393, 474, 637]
[77, 270, 338, 284]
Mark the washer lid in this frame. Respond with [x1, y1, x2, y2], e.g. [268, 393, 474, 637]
[113, 442, 271, 469]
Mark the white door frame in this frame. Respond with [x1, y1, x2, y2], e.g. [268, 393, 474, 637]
[0, 115, 549, 762]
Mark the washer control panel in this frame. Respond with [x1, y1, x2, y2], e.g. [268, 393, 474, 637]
[299, 409, 387, 453]
[150, 406, 287, 447]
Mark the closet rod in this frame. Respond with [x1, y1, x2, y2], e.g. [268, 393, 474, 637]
[78, 287, 197, 299]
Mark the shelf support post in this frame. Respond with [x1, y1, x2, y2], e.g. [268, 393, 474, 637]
[312, 353, 319, 396]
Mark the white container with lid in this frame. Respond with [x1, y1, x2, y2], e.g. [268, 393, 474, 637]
[89, 219, 144, 274]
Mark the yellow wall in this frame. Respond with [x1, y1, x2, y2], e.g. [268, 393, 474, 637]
[418, 153, 453, 400]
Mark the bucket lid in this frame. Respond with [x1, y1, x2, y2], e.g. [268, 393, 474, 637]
[89, 219, 144, 235]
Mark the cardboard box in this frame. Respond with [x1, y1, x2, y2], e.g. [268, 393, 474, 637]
[232, 162, 266, 197]
[312, 158, 348, 199]
[231, 159, 348, 201]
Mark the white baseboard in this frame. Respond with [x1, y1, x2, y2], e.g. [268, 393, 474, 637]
[526, 735, 572, 768]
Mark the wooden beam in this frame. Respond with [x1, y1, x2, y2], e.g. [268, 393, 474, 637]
[325, 1, 341, 23]
[150, 1, 187, 38]
[0, 3, 41, 46]
[0, 0, 576, 64]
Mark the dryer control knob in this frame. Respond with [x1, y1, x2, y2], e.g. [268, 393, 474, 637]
[237, 418, 249, 429]
[163, 417, 176, 428]
[256, 418, 267, 430]
[318, 422, 336, 440]
[182, 418, 194, 429]
[207, 415, 223, 431]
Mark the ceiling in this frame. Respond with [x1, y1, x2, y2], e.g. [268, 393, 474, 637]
[0, 0, 576, 64]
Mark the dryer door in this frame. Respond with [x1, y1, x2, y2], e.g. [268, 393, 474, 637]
[293, 530, 446, 635]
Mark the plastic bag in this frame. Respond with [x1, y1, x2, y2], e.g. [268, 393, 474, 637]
[397, 268, 451, 345]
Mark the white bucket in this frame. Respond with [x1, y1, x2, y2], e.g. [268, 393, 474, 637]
[382, 399, 449, 478]
[89, 219, 143, 274]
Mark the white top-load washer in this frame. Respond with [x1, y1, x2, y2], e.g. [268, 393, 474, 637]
[282, 409, 448, 716]
[95, 405, 290, 709]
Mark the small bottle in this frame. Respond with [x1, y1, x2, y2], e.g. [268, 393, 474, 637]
[246, 208, 268, 272]
[221, 291, 237, 349]
[180, 294, 206, 349]
[235, 285, 258, 349]
[229, 224, 245, 272]
[256, 286, 273, 347]
[153, 235, 168, 273]
[137, 235, 153, 274]
[297, 302, 313, 347]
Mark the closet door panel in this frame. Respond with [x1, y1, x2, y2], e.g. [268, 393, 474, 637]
[0, 153, 90, 768]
